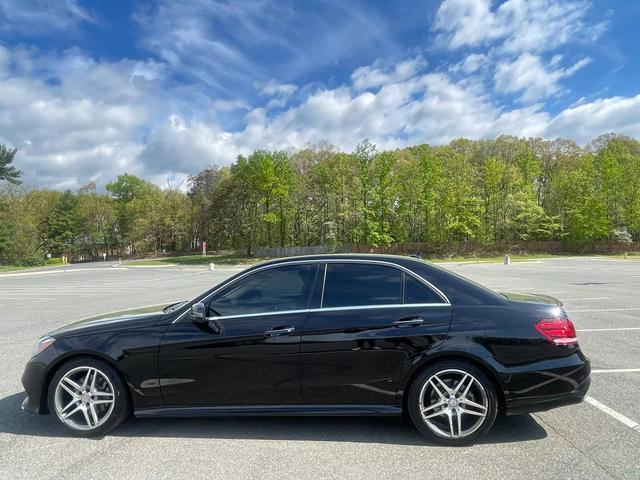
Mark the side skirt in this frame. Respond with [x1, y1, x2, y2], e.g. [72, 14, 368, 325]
[135, 404, 402, 418]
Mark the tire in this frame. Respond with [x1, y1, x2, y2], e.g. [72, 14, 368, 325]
[407, 360, 498, 445]
[47, 357, 131, 437]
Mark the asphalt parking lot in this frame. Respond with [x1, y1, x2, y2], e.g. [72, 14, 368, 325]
[1, 258, 639, 479]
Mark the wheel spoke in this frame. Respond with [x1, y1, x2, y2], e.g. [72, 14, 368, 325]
[93, 391, 114, 398]
[429, 379, 448, 399]
[459, 407, 485, 417]
[82, 368, 92, 390]
[453, 374, 469, 395]
[433, 375, 452, 395]
[89, 404, 99, 426]
[92, 399, 114, 405]
[60, 382, 79, 398]
[91, 369, 97, 390]
[456, 408, 462, 437]
[59, 398, 79, 414]
[61, 403, 82, 419]
[421, 400, 445, 414]
[460, 398, 487, 412]
[424, 407, 449, 419]
[447, 410, 455, 438]
[61, 377, 83, 394]
[82, 406, 92, 427]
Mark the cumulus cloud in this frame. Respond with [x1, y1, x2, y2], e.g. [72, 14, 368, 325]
[494, 53, 591, 102]
[433, 0, 603, 54]
[351, 56, 427, 90]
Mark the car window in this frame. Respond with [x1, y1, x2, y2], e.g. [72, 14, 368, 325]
[404, 274, 444, 304]
[210, 264, 313, 316]
[322, 263, 402, 308]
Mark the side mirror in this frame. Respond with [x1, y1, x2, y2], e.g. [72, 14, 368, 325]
[190, 302, 207, 323]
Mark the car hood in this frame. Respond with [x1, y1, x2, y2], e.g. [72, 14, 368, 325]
[499, 291, 563, 306]
[49, 304, 169, 338]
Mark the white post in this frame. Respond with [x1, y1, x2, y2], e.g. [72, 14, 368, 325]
[504, 254, 510, 265]
[209, 262, 215, 272]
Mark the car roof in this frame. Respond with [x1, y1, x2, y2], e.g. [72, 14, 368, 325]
[254, 253, 424, 268]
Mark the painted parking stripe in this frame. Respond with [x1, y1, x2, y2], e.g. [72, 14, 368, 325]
[562, 297, 612, 301]
[571, 308, 640, 312]
[578, 327, 640, 332]
[591, 368, 640, 373]
[585, 396, 640, 432]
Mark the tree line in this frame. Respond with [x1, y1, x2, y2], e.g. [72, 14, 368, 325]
[1, 133, 639, 266]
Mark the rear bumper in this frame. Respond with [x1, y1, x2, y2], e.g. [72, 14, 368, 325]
[505, 373, 590, 415]
[499, 351, 591, 415]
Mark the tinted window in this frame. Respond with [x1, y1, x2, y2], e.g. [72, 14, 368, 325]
[322, 263, 402, 308]
[210, 264, 313, 316]
[404, 274, 444, 304]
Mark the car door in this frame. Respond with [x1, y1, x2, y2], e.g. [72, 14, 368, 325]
[159, 263, 318, 406]
[300, 261, 452, 405]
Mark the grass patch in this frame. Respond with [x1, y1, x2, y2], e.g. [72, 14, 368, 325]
[126, 253, 265, 267]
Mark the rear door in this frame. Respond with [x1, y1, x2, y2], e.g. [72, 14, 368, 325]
[300, 261, 452, 405]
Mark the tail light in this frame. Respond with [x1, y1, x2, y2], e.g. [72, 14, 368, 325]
[535, 318, 578, 345]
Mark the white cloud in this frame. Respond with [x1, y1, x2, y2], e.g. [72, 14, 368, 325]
[0, 0, 94, 34]
[449, 53, 488, 75]
[434, 0, 601, 54]
[494, 53, 591, 101]
[261, 80, 298, 97]
[351, 56, 427, 90]
[545, 94, 640, 141]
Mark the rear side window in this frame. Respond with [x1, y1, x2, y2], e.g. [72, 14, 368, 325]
[322, 263, 402, 308]
[404, 274, 444, 304]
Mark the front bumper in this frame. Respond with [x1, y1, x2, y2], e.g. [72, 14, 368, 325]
[21, 359, 49, 414]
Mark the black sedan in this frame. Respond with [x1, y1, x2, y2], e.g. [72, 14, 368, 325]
[21, 254, 590, 444]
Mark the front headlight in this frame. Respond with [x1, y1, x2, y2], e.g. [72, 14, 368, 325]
[32, 336, 55, 357]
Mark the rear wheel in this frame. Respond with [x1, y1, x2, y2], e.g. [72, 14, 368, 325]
[407, 361, 498, 445]
[47, 357, 131, 437]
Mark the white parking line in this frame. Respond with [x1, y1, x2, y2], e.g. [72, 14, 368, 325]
[591, 368, 640, 373]
[578, 327, 640, 332]
[585, 396, 640, 432]
[562, 297, 611, 301]
[571, 308, 640, 312]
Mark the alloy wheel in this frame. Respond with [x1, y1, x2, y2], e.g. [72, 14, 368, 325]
[53, 366, 116, 431]
[418, 368, 489, 439]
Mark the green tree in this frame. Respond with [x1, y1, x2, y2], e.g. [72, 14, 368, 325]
[0, 144, 22, 184]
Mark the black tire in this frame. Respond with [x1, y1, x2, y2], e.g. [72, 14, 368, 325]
[407, 360, 498, 445]
[47, 357, 131, 437]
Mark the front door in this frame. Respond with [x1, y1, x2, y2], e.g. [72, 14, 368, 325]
[301, 262, 452, 405]
[159, 263, 318, 406]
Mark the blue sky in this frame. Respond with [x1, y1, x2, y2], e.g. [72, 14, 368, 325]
[0, 0, 639, 189]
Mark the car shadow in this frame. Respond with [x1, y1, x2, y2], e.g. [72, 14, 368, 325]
[0, 391, 547, 446]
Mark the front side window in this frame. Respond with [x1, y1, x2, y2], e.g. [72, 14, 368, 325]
[322, 263, 402, 308]
[209, 264, 314, 316]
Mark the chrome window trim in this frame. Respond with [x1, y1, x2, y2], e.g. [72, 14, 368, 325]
[310, 303, 450, 313]
[173, 257, 451, 324]
[182, 303, 451, 323]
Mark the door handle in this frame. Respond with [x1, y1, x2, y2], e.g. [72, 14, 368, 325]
[264, 326, 295, 337]
[393, 317, 424, 327]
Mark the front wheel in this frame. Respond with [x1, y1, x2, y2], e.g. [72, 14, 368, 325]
[47, 357, 131, 437]
[407, 361, 498, 445]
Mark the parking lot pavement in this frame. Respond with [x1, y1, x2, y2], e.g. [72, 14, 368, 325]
[1, 258, 639, 479]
